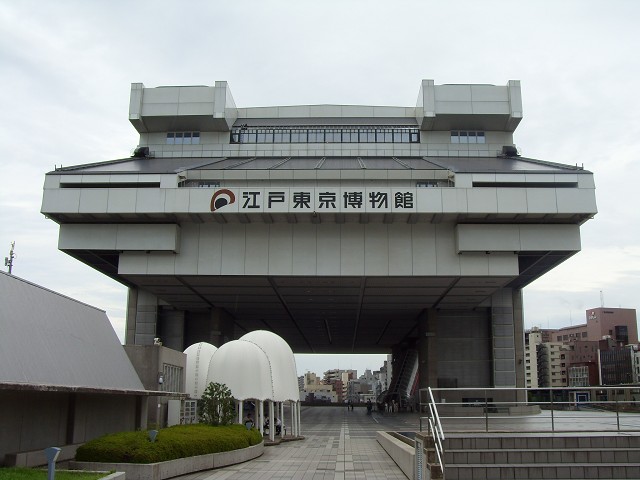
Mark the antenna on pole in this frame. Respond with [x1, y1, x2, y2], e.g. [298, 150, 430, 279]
[600, 290, 604, 308]
[5, 241, 16, 274]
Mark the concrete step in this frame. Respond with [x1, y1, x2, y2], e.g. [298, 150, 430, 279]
[445, 463, 640, 480]
[444, 447, 640, 464]
[443, 434, 640, 450]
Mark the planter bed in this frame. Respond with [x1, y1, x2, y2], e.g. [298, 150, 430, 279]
[69, 442, 263, 480]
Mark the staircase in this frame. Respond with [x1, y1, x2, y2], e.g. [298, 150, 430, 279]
[386, 348, 418, 407]
[443, 432, 640, 479]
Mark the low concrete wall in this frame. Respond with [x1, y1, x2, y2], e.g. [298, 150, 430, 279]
[70, 442, 264, 480]
[376, 432, 414, 480]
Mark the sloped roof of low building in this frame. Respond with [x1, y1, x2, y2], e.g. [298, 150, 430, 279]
[0, 272, 146, 394]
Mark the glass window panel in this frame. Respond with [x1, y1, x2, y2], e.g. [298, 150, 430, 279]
[274, 130, 290, 143]
[166, 133, 175, 145]
[175, 132, 183, 144]
[410, 131, 419, 143]
[451, 131, 459, 143]
[291, 129, 307, 142]
[343, 130, 355, 142]
[468, 132, 476, 144]
[192, 132, 200, 144]
[366, 130, 376, 142]
[308, 130, 318, 142]
[257, 131, 267, 142]
[384, 130, 393, 142]
[401, 131, 410, 142]
[246, 132, 257, 143]
[393, 129, 402, 142]
[477, 132, 485, 144]
[459, 131, 468, 143]
[183, 132, 192, 144]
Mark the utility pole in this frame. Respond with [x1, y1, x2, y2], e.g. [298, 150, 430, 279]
[4, 241, 15, 274]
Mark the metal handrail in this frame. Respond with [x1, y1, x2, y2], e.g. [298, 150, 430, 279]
[419, 386, 640, 434]
[424, 387, 446, 475]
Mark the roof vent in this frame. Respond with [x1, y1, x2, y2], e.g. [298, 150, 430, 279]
[500, 145, 519, 157]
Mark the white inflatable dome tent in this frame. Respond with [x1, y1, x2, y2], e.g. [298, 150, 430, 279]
[206, 331, 300, 440]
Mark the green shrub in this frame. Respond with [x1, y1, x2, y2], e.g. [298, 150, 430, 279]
[75, 424, 262, 464]
[198, 383, 235, 426]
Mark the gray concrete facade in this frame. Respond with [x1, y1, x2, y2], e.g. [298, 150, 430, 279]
[41, 79, 597, 394]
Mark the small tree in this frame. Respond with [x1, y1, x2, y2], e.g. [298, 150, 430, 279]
[198, 382, 236, 426]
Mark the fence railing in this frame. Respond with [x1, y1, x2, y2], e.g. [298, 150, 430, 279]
[418, 387, 446, 474]
[418, 386, 640, 434]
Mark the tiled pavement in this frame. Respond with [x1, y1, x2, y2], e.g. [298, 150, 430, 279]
[175, 406, 417, 480]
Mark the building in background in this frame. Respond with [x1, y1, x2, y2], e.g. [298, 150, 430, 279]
[526, 308, 638, 389]
[554, 308, 637, 346]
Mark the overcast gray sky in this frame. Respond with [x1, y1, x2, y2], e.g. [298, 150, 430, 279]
[1, 0, 639, 377]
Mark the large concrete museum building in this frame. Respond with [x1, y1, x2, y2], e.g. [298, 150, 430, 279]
[41, 79, 597, 394]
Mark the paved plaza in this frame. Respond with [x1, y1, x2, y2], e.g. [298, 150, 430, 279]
[176, 406, 418, 480]
[174, 405, 640, 480]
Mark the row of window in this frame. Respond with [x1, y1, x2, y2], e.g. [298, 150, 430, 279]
[165, 129, 488, 145]
[230, 127, 420, 144]
[450, 131, 486, 144]
[557, 332, 589, 341]
[166, 132, 200, 145]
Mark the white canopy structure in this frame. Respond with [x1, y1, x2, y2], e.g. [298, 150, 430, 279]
[207, 340, 273, 400]
[183, 342, 217, 400]
[203, 331, 301, 441]
[240, 330, 299, 402]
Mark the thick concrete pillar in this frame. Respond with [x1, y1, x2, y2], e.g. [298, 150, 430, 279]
[184, 307, 235, 347]
[158, 309, 185, 351]
[418, 309, 438, 391]
[491, 288, 517, 387]
[210, 308, 235, 346]
[126, 288, 159, 345]
[512, 288, 526, 388]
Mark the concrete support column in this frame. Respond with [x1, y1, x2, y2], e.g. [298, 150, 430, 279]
[512, 288, 527, 402]
[417, 308, 438, 392]
[185, 308, 235, 347]
[158, 309, 185, 351]
[492, 288, 517, 387]
[210, 308, 235, 346]
[126, 288, 159, 345]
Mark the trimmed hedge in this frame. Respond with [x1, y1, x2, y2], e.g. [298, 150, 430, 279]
[75, 424, 262, 464]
